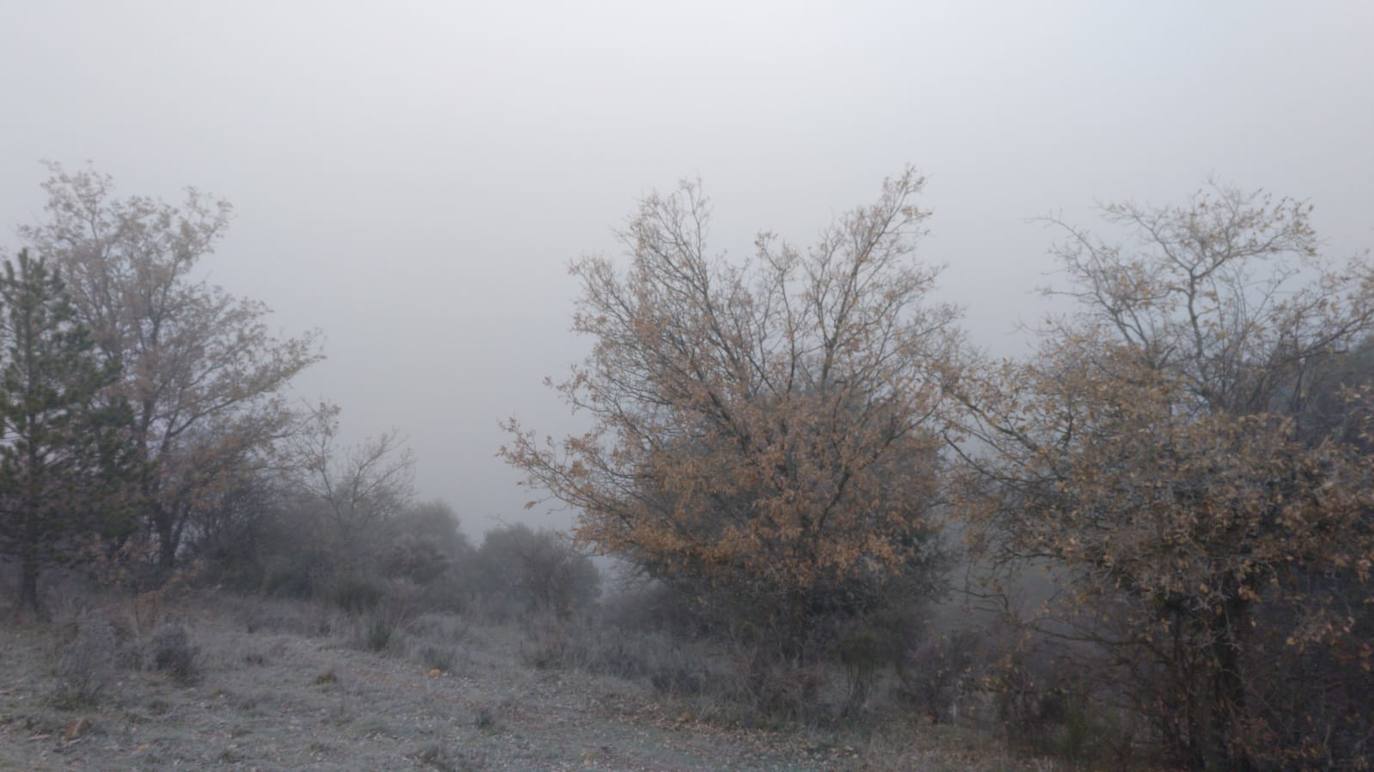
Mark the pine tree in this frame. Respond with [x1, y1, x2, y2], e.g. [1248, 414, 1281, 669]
[0, 249, 137, 617]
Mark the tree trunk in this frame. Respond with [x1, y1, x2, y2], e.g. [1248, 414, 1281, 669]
[155, 504, 178, 576]
[18, 545, 41, 618]
[1206, 598, 1252, 771]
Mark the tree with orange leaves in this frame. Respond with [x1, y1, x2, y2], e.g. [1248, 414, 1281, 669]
[953, 184, 1374, 768]
[503, 168, 962, 653]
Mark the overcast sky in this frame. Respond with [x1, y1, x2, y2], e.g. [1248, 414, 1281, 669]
[2, 1, 1371, 535]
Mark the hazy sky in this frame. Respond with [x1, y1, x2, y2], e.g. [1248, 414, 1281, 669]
[2, 1, 1372, 535]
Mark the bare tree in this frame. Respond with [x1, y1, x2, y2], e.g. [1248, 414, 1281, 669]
[290, 403, 414, 568]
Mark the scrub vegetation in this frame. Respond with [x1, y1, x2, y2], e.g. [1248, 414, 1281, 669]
[3, 165, 1372, 770]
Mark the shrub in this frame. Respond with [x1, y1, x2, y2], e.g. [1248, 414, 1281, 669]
[363, 614, 395, 652]
[896, 629, 981, 723]
[414, 568, 470, 614]
[380, 501, 472, 587]
[352, 605, 412, 654]
[979, 643, 1135, 765]
[600, 581, 711, 639]
[472, 525, 599, 619]
[518, 618, 570, 670]
[147, 622, 201, 685]
[330, 574, 385, 613]
[733, 651, 829, 723]
[406, 612, 468, 645]
[261, 555, 317, 599]
[53, 614, 117, 708]
[835, 623, 893, 716]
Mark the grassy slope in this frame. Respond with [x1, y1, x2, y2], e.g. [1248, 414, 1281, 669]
[0, 592, 1056, 771]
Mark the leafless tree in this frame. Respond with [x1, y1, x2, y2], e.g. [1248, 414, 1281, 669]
[290, 402, 414, 568]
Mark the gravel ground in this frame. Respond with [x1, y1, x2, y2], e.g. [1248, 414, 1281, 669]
[0, 594, 1055, 771]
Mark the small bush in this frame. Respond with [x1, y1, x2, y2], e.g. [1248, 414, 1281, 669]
[260, 555, 317, 599]
[415, 570, 470, 614]
[351, 606, 412, 654]
[896, 629, 981, 723]
[235, 596, 335, 638]
[364, 614, 395, 652]
[53, 614, 117, 708]
[836, 624, 891, 716]
[147, 622, 201, 685]
[331, 574, 385, 613]
[982, 645, 1132, 764]
[733, 653, 828, 723]
[473, 525, 600, 618]
[407, 612, 468, 644]
[518, 619, 570, 670]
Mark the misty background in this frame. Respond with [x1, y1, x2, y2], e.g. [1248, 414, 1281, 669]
[2, 0, 1371, 535]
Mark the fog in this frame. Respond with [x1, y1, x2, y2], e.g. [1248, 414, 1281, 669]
[2, 0, 1371, 534]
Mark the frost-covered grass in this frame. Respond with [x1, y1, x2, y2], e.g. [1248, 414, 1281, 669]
[0, 590, 1056, 770]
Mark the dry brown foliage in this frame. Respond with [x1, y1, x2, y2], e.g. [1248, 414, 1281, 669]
[954, 183, 1374, 768]
[503, 168, 962, 648]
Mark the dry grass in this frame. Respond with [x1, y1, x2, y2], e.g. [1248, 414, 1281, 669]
[0, 589, 1067, 770]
